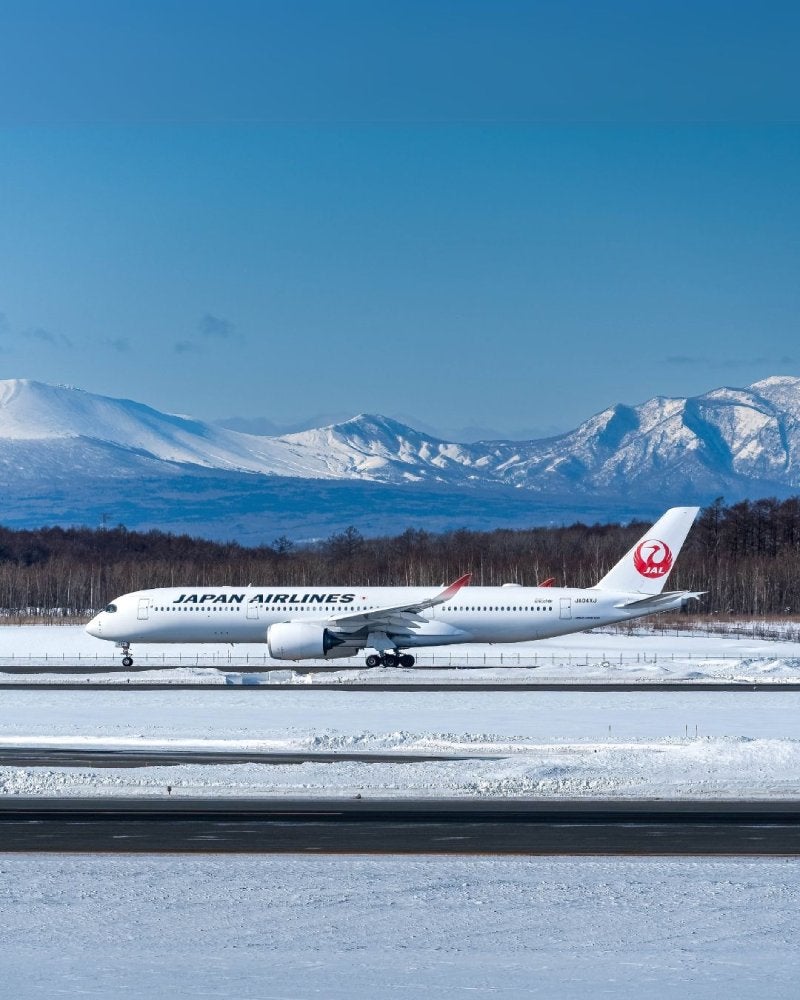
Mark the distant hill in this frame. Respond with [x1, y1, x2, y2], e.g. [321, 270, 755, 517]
[0, 376, 798, 540]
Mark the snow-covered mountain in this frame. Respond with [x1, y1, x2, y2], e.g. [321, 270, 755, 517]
[0, 379, 493, 483]
[490, 375, 800, 494]
[1, 376, 799, 539]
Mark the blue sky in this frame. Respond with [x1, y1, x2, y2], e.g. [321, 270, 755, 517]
[0, 1, 798, 439]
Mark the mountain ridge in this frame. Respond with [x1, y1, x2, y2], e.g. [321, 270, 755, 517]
[1, 375, 799, 540]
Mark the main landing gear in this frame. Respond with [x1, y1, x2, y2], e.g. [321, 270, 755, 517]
[365, 652, 415, 669]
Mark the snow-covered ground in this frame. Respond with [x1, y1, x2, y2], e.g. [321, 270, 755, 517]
[1, 627, 798, 998]
[4, 623, 800, 682]
[2, 624, 800, 799]
[2, 684, 800, 798]
[0, 854, 797, 999]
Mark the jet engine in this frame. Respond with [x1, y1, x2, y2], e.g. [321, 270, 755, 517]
[267, 622, 348, 660]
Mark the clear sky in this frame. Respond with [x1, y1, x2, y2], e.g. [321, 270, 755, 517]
[0, 1, 798, 440]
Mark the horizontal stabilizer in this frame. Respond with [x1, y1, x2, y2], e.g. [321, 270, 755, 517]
[615, 591, 705, 612]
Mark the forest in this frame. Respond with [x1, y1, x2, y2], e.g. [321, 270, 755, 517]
[0, 497, 799, 618]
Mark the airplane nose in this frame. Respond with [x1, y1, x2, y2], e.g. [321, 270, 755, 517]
[85, 615, 102, 638]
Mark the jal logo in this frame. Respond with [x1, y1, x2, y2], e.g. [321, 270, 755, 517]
[633, 538, 673, 578]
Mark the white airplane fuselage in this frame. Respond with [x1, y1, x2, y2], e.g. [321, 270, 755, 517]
[86, 584, 686, 649]
[85, 507, 703, 667]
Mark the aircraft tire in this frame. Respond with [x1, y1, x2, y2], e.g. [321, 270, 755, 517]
[365, 654, 382, 668]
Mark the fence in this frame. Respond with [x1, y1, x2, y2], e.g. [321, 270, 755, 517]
[0, 649, 790, 671]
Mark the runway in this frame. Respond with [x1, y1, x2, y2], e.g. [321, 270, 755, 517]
[0, 747, 496, 768]
[1, 798, 799, 855]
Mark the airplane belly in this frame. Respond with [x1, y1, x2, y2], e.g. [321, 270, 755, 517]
[474, 620, 540, 643]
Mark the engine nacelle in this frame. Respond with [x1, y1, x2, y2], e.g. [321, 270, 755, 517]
[267, 622, 348, 661]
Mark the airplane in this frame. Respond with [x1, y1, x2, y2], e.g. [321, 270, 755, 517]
[86, 506, 702, 668]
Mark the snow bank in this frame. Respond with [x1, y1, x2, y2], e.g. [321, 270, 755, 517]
[1, 687, 800, 798]
[1, 735, 800, 800]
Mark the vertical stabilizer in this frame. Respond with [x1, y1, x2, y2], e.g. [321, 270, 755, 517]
[594, 507, 700, 594]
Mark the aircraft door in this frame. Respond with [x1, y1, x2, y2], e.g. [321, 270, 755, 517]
[137, 598, 150, 621]
[559, 598, 571, 620]
[246, 602, 259, 620]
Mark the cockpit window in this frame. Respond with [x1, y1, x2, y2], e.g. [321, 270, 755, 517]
[105, 604, 118, 613]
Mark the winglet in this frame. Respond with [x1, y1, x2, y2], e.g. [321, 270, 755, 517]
[438, 573, 472, 603]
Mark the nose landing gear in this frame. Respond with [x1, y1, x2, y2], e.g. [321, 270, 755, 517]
[117, 642, 134, 668]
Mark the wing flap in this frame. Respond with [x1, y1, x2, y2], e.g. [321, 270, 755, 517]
[327, 573, 471, 633]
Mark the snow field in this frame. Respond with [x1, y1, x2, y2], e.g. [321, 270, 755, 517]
[0, 854, 797, 999]
[0, 632, 798, 996]
[1, 688, 800, 798]
[4, 623, 800, 682]
[2, 625, 800, 798]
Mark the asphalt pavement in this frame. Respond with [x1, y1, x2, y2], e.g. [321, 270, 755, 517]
[0, 747, 496, 768]
[1, 798, 798, 855]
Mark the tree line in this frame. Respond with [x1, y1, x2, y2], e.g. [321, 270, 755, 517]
[0, 496, 799, 618]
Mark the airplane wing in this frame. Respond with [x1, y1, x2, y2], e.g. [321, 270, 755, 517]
[326, 573, 472, 633]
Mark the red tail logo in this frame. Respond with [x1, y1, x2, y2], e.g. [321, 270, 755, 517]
[633, 538, 673, 578]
